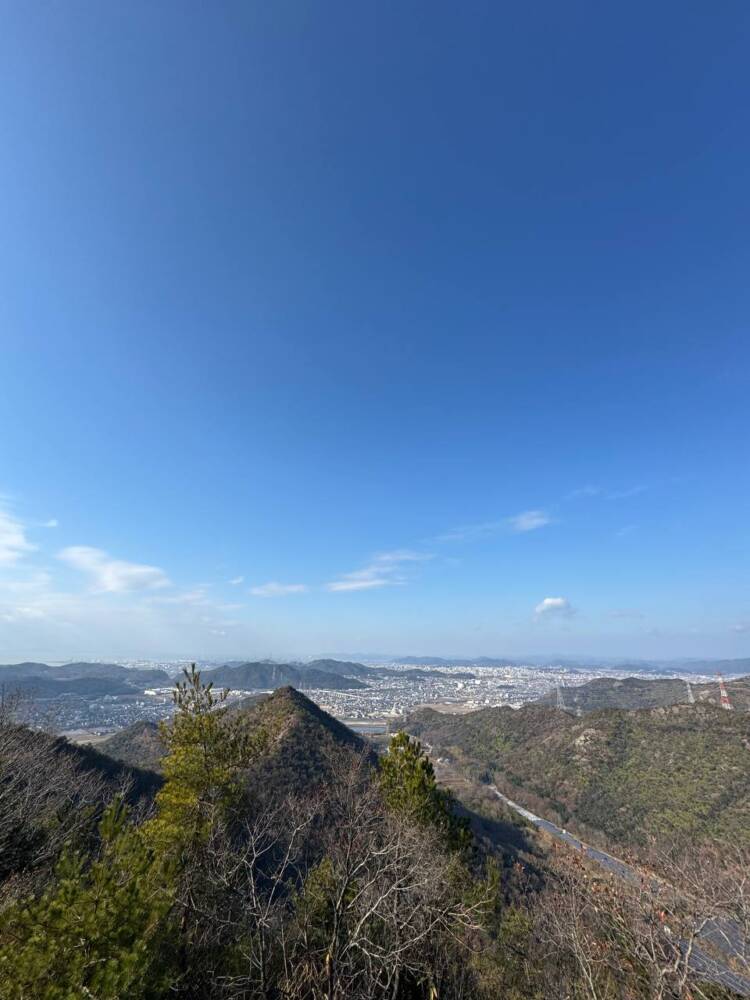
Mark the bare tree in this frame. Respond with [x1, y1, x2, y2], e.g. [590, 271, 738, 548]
[0, 711, 113, 899]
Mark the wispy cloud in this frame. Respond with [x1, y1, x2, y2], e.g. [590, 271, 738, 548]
[250, 581, 308, 597]
[732, 623, 749, 633]
[507, 509, 552, 533]
[59, 545, 171, 593]
[228, 575, 244, 585]
[326, 577, 392, 593]
[326, 549, 431, 593]
[616, 524, 638, 538]
[436, 510, 553, 543]
[0, 509, 37, 565]
[434, 521, 504, 543]
[535, 596, 575, 617]
[565, 485, 603, 500]
[43, 518, 59, 529]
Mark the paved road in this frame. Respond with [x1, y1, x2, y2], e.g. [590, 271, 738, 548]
[490, 786, 750, 997]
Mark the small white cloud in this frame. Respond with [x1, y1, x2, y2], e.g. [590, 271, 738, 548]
[43, 518, 59, 528]
[732, 623, 749, 633]
[228, 576, 244, 585]
[535, 596, 575, 617]
[250, 581, 308, 597]
[508, 510, 552, 533]
[326, 578, 392, 592]
[59, 546, 171, 593]
[616, 524, 638, 537]
[0, 509, 37, 565]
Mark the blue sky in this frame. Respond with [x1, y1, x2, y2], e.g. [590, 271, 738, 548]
[1, 1, 749, 661]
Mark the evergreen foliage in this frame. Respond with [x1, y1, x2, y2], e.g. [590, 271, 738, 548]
[0, 799, 175, 999]
[379, 731, 470, 850]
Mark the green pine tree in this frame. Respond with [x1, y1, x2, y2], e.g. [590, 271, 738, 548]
[0, 798, 175, 1000]
[379, 731, 470, 851]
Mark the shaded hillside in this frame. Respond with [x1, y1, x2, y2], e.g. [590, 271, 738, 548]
[401, 702, 750, 850]
[535, 674, 750, 712]
[239, 686, 372, 792]
[101, 687, 370, 794]
[98, 719, 165, 772]
[205, 661, 367, 691]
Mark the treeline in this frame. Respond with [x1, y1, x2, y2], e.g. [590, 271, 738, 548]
[0, 670, 747, 998]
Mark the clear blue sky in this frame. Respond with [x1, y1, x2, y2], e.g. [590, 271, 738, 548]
[1, 1, 748, 661]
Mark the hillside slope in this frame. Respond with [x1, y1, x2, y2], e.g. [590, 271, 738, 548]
[101, 686, 370, 792]
[535, 674, 750, 713]
[401, 702, 750, 850]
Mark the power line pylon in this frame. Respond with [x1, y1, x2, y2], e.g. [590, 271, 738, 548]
[717, 672, 733, 710]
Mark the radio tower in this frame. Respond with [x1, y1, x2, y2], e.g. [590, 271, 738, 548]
[685, 680, 695, 705]
[717, 673, 733, 710]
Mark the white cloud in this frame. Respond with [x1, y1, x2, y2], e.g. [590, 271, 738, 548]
[326, 550, 431, 593]
[437, 510, 553, 542]
[326, 577, 392, 592]
[58, 546, 170, 593]
[535, 596, 575, 617]
[250, 581, 308, 597]
[732, 623, 749, 633]
[0, 509, 37, 565]
[507, 510, 552, 533]
[229, 575, 244, 585]
[43, 519, 59, 528]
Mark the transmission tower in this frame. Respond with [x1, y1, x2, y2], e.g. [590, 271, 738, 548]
[685, 680, 695, 705]
[556, 684, 566, 711]
[717, 672, 733, 710]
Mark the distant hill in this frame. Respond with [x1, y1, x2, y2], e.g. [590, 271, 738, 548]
[101, 686, 370, 793]
[400, 701, 750, 851]
[305, 658, 373, 679]
[0, 661, 172, 698]
[535, 674, 750, 713]
[205, 661, 367, 691]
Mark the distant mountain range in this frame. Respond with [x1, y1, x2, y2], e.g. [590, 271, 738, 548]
[389, 655, 750, 675]
[0, 661, 172, 698]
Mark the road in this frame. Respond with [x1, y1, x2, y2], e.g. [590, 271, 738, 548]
[490, 786, 750, 997]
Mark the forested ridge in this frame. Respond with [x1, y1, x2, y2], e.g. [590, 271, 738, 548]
[401, 701, 750, 851]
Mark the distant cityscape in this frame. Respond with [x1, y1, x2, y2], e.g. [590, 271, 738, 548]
[8, 657, 727, 740]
